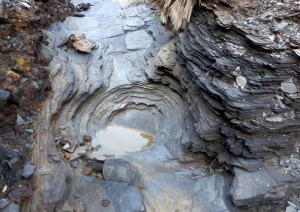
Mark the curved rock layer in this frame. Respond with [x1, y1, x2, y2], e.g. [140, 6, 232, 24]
[26, 0, 300, 211]
[25, 0, 239, 211]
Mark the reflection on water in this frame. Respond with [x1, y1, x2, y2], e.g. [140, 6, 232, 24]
[93, 125, 153, 156]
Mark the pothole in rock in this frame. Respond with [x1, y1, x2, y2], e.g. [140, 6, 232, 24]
[90, 125, 154, 159]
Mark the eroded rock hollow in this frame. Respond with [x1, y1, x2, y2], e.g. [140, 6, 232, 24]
[22, 0, 300, 211]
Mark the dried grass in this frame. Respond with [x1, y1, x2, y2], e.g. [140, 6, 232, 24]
[149, 0, 201, 31]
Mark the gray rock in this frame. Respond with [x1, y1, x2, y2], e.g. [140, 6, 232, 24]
[236, 76, 247, 89]
[272, 21, 288, 32]
[155, 40, 177, 70]
[101, 181, 145, 212]
[22, 162, 36, 178]
[293, 49, 300, 57]
[215, 11, 234, 28]
[245, 35, 273, 46]
[0, 199, 10, 209]
[24, 128, 34, 134]
[230, 166, 300, 206]
[286, 206, 297, 212]
[103, 158, 144, 188]
[59, 124, 67, 130]
[90, 161, 103, 172]
[51, 154, 61, 162]
[125, 17, 145, 30]
[70, 160, 78, 168]
[70, 146, 87, 161]
[125, 30, 152, 50]
[259, 11, 273, 20]
[16, 115, 24, 126]
[9, 187, 21, 203]
[281, 82, 298, 94]
[2, 202, 20, 212]
[0, 90, 11, 109]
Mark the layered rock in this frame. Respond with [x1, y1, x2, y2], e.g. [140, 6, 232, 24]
[151, 0, 300, 208]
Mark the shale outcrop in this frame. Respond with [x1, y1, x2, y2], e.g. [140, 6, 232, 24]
[1, 0, 300, 211]
[150, 0, 300, 208]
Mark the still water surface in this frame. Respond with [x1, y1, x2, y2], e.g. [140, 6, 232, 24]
[93, 125, 153, 156]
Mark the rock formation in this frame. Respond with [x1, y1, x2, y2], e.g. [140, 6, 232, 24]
[150, 0, 300, 208]
[1, 0, 299, 211]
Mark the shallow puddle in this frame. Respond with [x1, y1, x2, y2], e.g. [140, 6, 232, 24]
[92, 125, 153, 156]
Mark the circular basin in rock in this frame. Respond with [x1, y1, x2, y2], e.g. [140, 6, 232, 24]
[91, 125, 154, 159]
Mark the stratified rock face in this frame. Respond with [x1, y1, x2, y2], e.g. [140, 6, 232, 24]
[179, 6, 300, 208]
[151, 2, 300, 208]
[175, 7, 300, 164]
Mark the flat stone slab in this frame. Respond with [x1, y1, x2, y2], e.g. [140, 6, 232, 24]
[126, 17, 145, 28]
[125, 30, 152, 50]
[230, 166, 300, 206]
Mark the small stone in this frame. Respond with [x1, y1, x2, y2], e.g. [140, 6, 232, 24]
[101, 199, 110, 207]
[59, 124, 67, 130]
[2, 185, 8, 193]
[96, 173, 104, 179]
[25, 129, 34, 134]
[9, 187, 21, 203]
[54, 137, 63, 141]
[73, 13, 85, 17]
[70, 34, 95, 53]
[272, 21, 288, 32]
[85, 142, 92, 151]
[31, 81, 39, 90]
[78, 150, 87, 156]
[70, 160, 78, 168]
[16, 115, 24, 125]
[83, 168, 93, 175]
[0, 90, 11, 109]
[0, 199, 10, 209]
[215, 11, 234, 28]
[20, 78, 28, 84]
[9, 158, 18, 165]
[266, 116, 283, 123]
[83, 135, 92, 143]
[293, 49, 300, 57]
[51, 155, 61, 162]
[20, 2, 31, 9]
[6, 70, 20, 81]
[64, 152, 71, 160]
[63, 143, 71, 150]
[236, 76, 247, 89]
[281, 82, 298, 94]
[22, 162, 36, 178]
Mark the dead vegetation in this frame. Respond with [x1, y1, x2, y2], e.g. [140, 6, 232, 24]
[149, 0, 199, 31]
